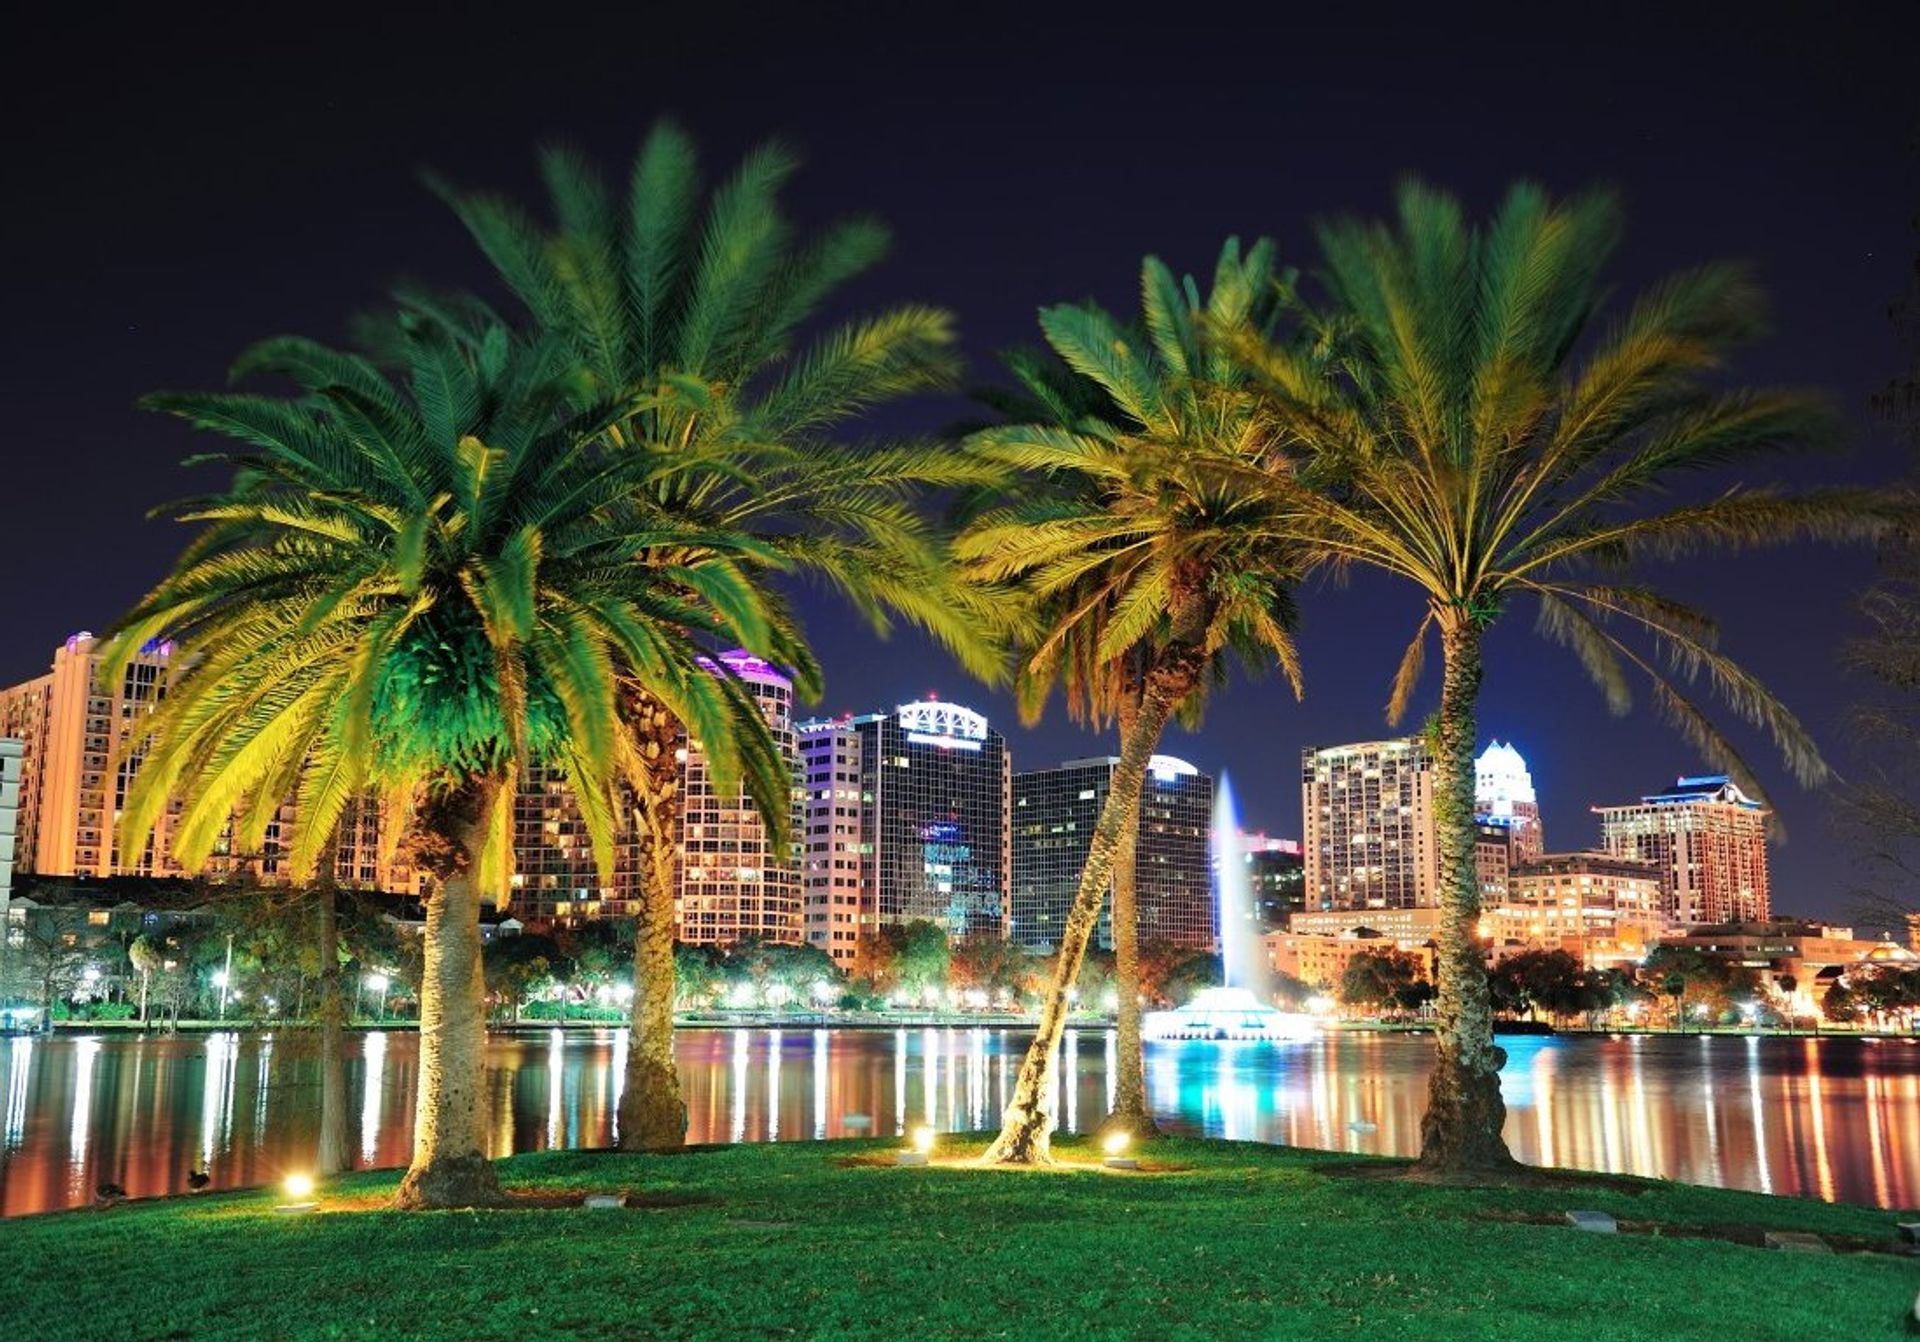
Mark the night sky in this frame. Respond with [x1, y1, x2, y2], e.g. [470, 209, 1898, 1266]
[7, 4, 1917, 921]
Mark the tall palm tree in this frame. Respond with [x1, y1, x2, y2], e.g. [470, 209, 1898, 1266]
[1228, 181, 1907, 1175]
[109, 316, 793, 1207]
[427, 123, 1007, 1148]
[961, 239, 1303, 1164]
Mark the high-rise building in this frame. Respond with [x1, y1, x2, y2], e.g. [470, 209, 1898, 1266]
[1595, 775, 1770, 926]
[799, 718, 868, 966]
[0, 738, 21, 939]
[675, 652, 804, 947]
[1243, 833, 1304, 930]
[509, 651, 804, 943]
[510, 763, 631, 923]
[801, 699, 1010, 948]
[1010, 754, 1214, 953]
[0, 633, 410, 891]
[1, 632, 180, 878]
[1474, 741, 1544, 863]
[0, 680, 50, 873]
[1484, 851, 1664, 968]
[1474, 822, 1511, 906]
[1301, 738, 1436, 911]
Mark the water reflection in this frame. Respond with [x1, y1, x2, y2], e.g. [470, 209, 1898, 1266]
[1, 1028, 1917, 1215]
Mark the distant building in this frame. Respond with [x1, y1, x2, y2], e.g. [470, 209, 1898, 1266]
[674, 652, 804, 948]
[1659, 918, 1917, 1015]
[799, 718, 867, 966]
[800, 699, 1011, 948]
[509, 650, 805, 945]
[1010, 754, 1213, 953]
[1301, 738, 1435, 912]
[0, 633, 407, 891]
[1595, 775, 1770, 925]
[1484, 851, 1664, 969]
[1474, 823, 1512, 908]
[510, 763, 625, 924]
[1, 632, 178, 877]
[0, 739, 20, 943]
[1474, 741, 1544, 863]
[1289, 905, 1443, 943]
[1262, 924, 1435, 989]
[1243, 833, 1304, 930]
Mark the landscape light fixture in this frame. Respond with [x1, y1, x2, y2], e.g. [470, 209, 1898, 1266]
[276, 1172, 318, 1214]
[1102, 1131, 1138, 1170]
[897, 1125, 936, 1166]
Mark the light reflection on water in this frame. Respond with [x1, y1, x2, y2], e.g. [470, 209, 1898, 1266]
[1, 1027, 1917, 1215]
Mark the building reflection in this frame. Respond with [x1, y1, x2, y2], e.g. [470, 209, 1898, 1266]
[2, 1028, 1918, 1215]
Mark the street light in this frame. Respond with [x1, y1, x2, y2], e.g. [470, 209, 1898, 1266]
[361, 972, 390, 1023]
[212, 969, 230, 1021]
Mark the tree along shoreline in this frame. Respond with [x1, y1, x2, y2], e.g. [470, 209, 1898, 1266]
[24, 1015, 1917, 1039]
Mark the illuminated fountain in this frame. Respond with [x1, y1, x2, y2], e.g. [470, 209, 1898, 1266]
[1142, 774, 1319, 1043]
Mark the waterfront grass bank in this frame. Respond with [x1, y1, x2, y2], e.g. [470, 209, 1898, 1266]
[4, 1137, 1914, 1340]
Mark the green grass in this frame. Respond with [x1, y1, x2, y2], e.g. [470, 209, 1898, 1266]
[6, 1138, 1915, 1340]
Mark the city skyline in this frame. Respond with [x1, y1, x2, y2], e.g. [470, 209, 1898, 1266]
[0, 626, 1834, 927]
[3, 10, 1912, 927]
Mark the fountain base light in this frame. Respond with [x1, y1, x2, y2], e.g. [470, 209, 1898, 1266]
[1142, 986, 1319, 1042]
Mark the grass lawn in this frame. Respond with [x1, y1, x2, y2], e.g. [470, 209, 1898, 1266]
[6, 1137, 1915, 1341]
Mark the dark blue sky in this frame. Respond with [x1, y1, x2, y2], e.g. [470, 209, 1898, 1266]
[5, 2, 1916, 921]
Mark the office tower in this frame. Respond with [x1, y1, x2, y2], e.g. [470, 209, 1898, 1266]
[1301, 738, 1436, 911]
[1010, 754, 1214, 952]
[1594, 775, 1770, 925]
[1242, 833, 1305, 930]
[801, 698, 1011, 949]
[1474, 741, 1544, 863]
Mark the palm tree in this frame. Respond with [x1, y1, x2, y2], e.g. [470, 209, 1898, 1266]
[1228, 181, 1908, 1175]
[127, 934, 162, 1023]
[960, 239, 1303, 1164]
[109, 316, 793, 1207]
[427, 123, 1007, 1149]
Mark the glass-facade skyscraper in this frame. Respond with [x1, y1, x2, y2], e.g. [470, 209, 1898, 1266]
[860, 701, 1010, 937]
[1010, 754, 1214, 952]
[800, 700, 1011, 946]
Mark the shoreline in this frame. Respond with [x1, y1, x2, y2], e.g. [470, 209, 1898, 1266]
[17, 1015, 1920, 1042]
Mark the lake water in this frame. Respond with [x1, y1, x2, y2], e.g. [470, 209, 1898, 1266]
[3, 1026, 1917, 1215]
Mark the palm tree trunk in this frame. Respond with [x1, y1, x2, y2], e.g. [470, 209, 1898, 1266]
[985, 661, 1190, 1165]
[1414, 615, 1517, 1177]
[618, 694, 687, 1150]
[315, 888, 350, 1177]
[1103, 683, 1159, 1141]
[1104, 820, 1161, 1140]
[394, 773, 508, 1209]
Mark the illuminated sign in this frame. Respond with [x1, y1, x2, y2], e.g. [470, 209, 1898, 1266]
[1148, 755, 1198, 784]
[896, 700, 988, 751]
